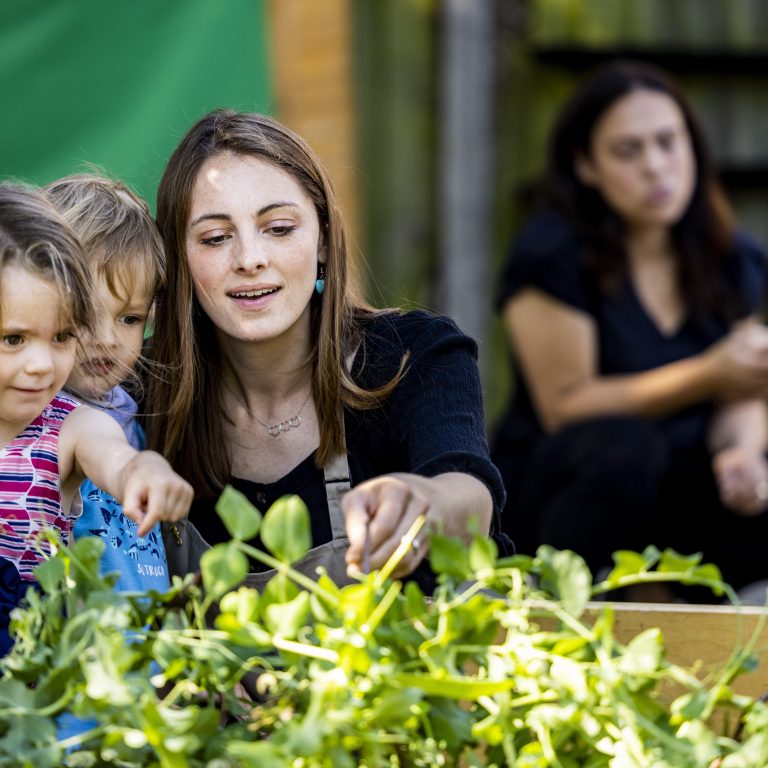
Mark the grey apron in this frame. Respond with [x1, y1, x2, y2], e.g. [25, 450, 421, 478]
[162, 451, 357, 591]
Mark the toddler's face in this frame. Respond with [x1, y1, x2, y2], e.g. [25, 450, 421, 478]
[68, 275, 152, 399]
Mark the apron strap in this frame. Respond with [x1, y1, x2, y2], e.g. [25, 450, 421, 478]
[323, 344, 358, 541]
[323, 451, 351, 540]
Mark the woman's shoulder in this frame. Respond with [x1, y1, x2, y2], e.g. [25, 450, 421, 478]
[512, 208, 584, 257]
[732, 230, 768, 270]
[722, 231, 768, 315]
[359, 309, 467, 350]
[725, 230, 768, 288]
[354, 310, 474, 380]
[496, 208, 592, 312]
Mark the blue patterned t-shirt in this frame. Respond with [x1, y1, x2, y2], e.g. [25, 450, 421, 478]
[71, 386, 169, 593]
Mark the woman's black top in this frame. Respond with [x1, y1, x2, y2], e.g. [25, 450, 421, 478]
[492, 209, 768, 459]
[191, 310, 509, 559]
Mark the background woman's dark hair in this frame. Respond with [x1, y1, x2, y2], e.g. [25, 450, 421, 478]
[543, 59, 736, 320]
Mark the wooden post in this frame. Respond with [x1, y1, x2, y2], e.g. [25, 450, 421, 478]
[437, 0, 496, 369]
[266, 0, 359, 249]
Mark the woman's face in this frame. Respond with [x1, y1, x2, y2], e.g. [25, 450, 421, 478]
[576, 88, 696, 232]
[185, 153, 323, 349]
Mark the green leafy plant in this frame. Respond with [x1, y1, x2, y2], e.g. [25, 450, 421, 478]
[1, 488, 767, 767]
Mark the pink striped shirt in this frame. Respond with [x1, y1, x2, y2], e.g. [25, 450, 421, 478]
[0, 394, 80, 580]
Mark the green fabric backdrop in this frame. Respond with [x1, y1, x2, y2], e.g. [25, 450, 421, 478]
[0, 0, 273, 210]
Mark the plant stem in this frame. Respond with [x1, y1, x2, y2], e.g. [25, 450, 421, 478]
[237, 543, 340, 605]
[592, 572, 738, 604]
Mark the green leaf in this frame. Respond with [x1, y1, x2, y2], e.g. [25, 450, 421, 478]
[365, 687, 423, 727]
[552, 635, 590, 656]
[430, 535, 472, 581]
[216, 485, 262, 541]
[309, 570, 341, 622]
[279, 717, 328, 757]
[430, 696, 476, 751]
[405, 580, 426, 619]
[260, 572, 301, 615]
[393, 673, 517, 698]
[0, 714, 59, 766]
[260, 495, 312, 563]
[605, 550, 648, 584]
[671, 689, 710, 721]
[0, 680, 35, 708]
[536, 546, 591, 617]
[219, 586, 259, 623]
[82, 633, 137, 705]
[690, 563, 723, 584]
[658, 549, 702, 574]
[223, 740, 285, 768]
[33, 557, 65, 594]
[549, 656, 588, 700]
[638, 544, 662, 568]
[735, 651, 759, 675]
[201, 543, 248, 599]
[618, 628, 663, 676]
[469, 535, 497, 572]
[214, 613, 273, 648]
[264, 590, 311, 638]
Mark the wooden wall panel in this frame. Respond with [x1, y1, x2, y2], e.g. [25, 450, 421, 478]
[267, 0, 359, 244]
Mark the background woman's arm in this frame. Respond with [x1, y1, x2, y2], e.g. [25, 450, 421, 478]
[709, 399, 768, 516]
[506, 289, 768, 432]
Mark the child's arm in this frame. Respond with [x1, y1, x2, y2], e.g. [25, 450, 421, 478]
[60, 405, 193, 537]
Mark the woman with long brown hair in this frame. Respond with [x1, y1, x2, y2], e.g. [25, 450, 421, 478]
[147, 109, 506, 589]
[492, 60, 768, 599]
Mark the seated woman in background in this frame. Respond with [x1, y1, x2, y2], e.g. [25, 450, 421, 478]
[146, 109, 508, 592]
[491, 60, 768, 599]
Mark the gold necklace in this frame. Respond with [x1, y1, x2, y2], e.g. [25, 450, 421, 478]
[253, 390, 312, 437]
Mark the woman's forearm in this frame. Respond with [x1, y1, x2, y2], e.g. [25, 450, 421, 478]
[417, 472, 493, 541]
[549, 353, 716, 430]
[708, 399, 768, 455]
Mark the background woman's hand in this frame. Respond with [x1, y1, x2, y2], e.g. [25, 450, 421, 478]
[705, 324, 768, 400]
[712, 446, 768, 516]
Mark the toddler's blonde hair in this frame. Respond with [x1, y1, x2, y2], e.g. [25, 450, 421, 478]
[45, 173, 165, 300]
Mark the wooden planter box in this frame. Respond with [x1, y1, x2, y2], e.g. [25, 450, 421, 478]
[588, 601, 768, 701]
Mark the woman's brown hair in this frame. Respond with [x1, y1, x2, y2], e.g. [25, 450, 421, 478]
[147, 110, 401, 496]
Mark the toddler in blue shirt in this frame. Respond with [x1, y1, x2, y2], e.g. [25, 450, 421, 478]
[47, 174, 172, 747]
[46, 174, 169, 592]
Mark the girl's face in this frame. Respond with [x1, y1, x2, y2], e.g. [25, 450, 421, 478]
[576, 88, 696, 233]
[185, 153, 324, 351]
[0, 266, 78, 441]
[66, 271, 152, 399]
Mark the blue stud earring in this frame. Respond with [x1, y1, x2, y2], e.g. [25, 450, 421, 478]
[315, 264, 325, 295]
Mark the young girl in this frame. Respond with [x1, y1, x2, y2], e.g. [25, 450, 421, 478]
[46, 174, 171, 594]
[0, 182, 192, 652]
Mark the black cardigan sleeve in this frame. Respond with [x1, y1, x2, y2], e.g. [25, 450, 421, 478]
[348, 310, 507, 542]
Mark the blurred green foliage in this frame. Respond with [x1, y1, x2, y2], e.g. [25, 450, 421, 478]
[0, 0, 272, 212]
